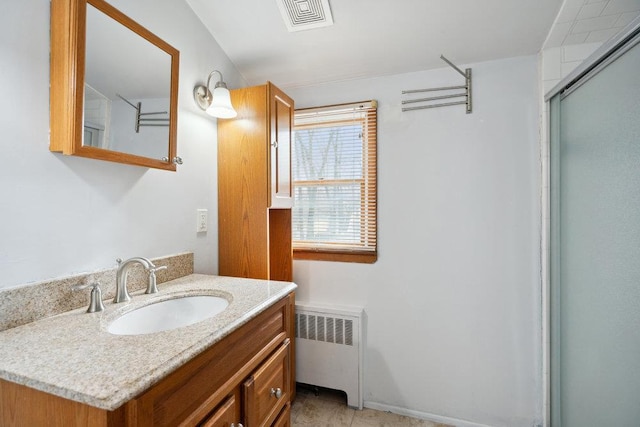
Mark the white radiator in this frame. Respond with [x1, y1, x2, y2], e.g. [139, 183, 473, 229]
[295, 303, 364, 409]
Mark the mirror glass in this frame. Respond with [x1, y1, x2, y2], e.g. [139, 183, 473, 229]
[84, 4, 171, 160]
[49, 0, 179, 171]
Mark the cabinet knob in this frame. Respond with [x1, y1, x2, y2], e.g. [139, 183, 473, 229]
[270, 387, 283, 399]
[271, 140, 278, 148]
[161, 156, 183, 165]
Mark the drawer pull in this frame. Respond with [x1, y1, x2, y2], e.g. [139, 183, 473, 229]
[270, 387, 283, 399]
[231, 424, 243, 427]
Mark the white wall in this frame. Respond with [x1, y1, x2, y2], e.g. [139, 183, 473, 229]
[287, 56, 542, 427]
[0, 0, 242, 289]
[1, 2, 543, 424]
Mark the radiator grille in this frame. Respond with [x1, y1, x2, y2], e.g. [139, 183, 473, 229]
[296, 312, 353, 346]
[295, 304, 364, 409]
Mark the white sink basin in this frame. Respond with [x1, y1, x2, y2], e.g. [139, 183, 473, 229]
[107, 295, 229, 335]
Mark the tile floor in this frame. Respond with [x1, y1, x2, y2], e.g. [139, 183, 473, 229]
[291, 385, 453, 427]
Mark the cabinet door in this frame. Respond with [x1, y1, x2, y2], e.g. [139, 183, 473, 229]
[243, 340, 290, 427]
[200, 392, 240, 427]
[269, 84, 293, 209]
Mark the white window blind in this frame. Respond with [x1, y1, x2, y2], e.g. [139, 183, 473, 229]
[292, 101, 377, 258]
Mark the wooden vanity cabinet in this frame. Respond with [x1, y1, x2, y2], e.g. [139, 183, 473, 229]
[0, 293, 296, 427]
[217, 82, 294, 282]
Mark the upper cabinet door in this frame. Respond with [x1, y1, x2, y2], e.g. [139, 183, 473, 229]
[269, 84, 294, 208]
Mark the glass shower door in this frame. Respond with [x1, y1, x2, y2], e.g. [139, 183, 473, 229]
[549, 35, 640, 426]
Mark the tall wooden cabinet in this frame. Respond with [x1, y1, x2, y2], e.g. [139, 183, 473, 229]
[218, 82, 294, 281]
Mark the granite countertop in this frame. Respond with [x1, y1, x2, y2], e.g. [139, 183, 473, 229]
[0, 274, 296, 411]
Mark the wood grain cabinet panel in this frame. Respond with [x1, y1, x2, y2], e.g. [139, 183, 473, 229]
[271, 403, 291, 427]
[269, 85, 294, 208]
[243, 341, 290, 427]
[199, 391, 240, 427]
[218, 82, 294, 281]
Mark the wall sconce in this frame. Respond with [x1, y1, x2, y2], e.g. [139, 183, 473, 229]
[193, 70, 237, 119]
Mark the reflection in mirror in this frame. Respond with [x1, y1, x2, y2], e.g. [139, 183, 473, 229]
[50, 0, 180, 171]
[84, 4, 171, 160]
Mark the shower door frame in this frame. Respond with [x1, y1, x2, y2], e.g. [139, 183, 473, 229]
[544, 16, 640, 427]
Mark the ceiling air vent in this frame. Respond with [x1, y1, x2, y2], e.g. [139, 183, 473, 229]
[276, 0, 334, 32]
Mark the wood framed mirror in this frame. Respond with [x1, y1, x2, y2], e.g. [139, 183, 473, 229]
[50, 0, 180, 171]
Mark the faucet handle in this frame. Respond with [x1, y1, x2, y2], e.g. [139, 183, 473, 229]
[71, 282, 106, 313]
[146, 265, 168, 294]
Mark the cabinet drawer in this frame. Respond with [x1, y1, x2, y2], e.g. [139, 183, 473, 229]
[271, 402, 291, 427]
[199, 391, 239, 427]
[243, 340, 290, 427]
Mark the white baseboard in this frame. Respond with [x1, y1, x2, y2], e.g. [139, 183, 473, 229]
[363, 400, 495, 427]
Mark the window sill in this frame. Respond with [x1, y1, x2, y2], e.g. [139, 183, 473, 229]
[293, 249, 377, 264]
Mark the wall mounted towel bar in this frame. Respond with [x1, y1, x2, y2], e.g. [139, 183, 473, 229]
[116, 94, 170, 133]
[402, 55, 472, 114]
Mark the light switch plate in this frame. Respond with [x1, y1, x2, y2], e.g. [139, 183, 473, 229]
[196, 209, 208, 233]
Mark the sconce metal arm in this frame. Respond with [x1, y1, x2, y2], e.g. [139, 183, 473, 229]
[206, 70, 227, 90]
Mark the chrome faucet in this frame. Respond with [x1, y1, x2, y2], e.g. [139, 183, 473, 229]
[113, 257, 167, 303]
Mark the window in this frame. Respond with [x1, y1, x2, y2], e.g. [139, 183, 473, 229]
[292, 101, 377, 263]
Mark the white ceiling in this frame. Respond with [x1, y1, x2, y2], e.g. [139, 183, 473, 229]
[186, 0, 563, 89]
[544, 0, 640, 48]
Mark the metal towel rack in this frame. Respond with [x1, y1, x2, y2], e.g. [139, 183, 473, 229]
[401, 55, 472, 114]
[116, 94, 170, 133]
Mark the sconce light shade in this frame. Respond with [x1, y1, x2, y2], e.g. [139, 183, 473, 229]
[206, 86, 236, 118]
[193, 70, 237, 119]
